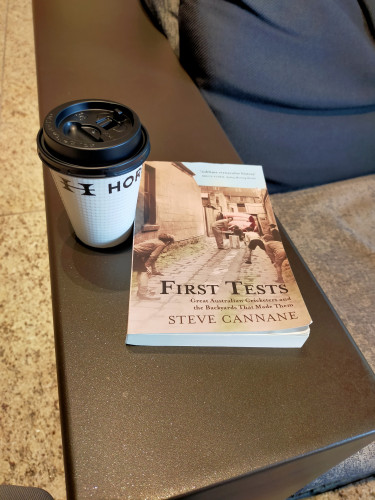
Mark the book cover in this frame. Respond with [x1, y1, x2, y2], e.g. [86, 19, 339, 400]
[126, 162, 312, 347]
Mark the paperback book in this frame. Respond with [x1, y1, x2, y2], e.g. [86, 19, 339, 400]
[126, 162, 312, 348]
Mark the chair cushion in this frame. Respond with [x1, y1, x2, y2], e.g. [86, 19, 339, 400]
[179, 0, 375, 192]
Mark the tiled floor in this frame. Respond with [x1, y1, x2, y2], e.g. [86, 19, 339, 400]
[0, 0, 65, 498]
[0, 1, 373, 499]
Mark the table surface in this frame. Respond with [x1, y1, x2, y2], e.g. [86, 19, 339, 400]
[33, 1, 375, 499]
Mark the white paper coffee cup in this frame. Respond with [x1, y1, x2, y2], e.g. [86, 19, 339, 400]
[37, 99, 150, 248]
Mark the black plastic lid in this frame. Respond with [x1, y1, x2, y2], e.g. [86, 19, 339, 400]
[37, 99, 150, 177]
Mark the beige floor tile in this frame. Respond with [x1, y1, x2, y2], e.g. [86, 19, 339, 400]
[0, 125, 45, 215]
[0, 0, 42, 216]
[0, 0, 8, 94]
[0, 211, 66, 500]
[1, 0, 38, 125]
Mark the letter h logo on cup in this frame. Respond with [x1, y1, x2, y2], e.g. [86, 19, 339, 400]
[60, 177, 96, 196]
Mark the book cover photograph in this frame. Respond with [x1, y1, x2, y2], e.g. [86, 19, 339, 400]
[126, 162, 312, 348]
